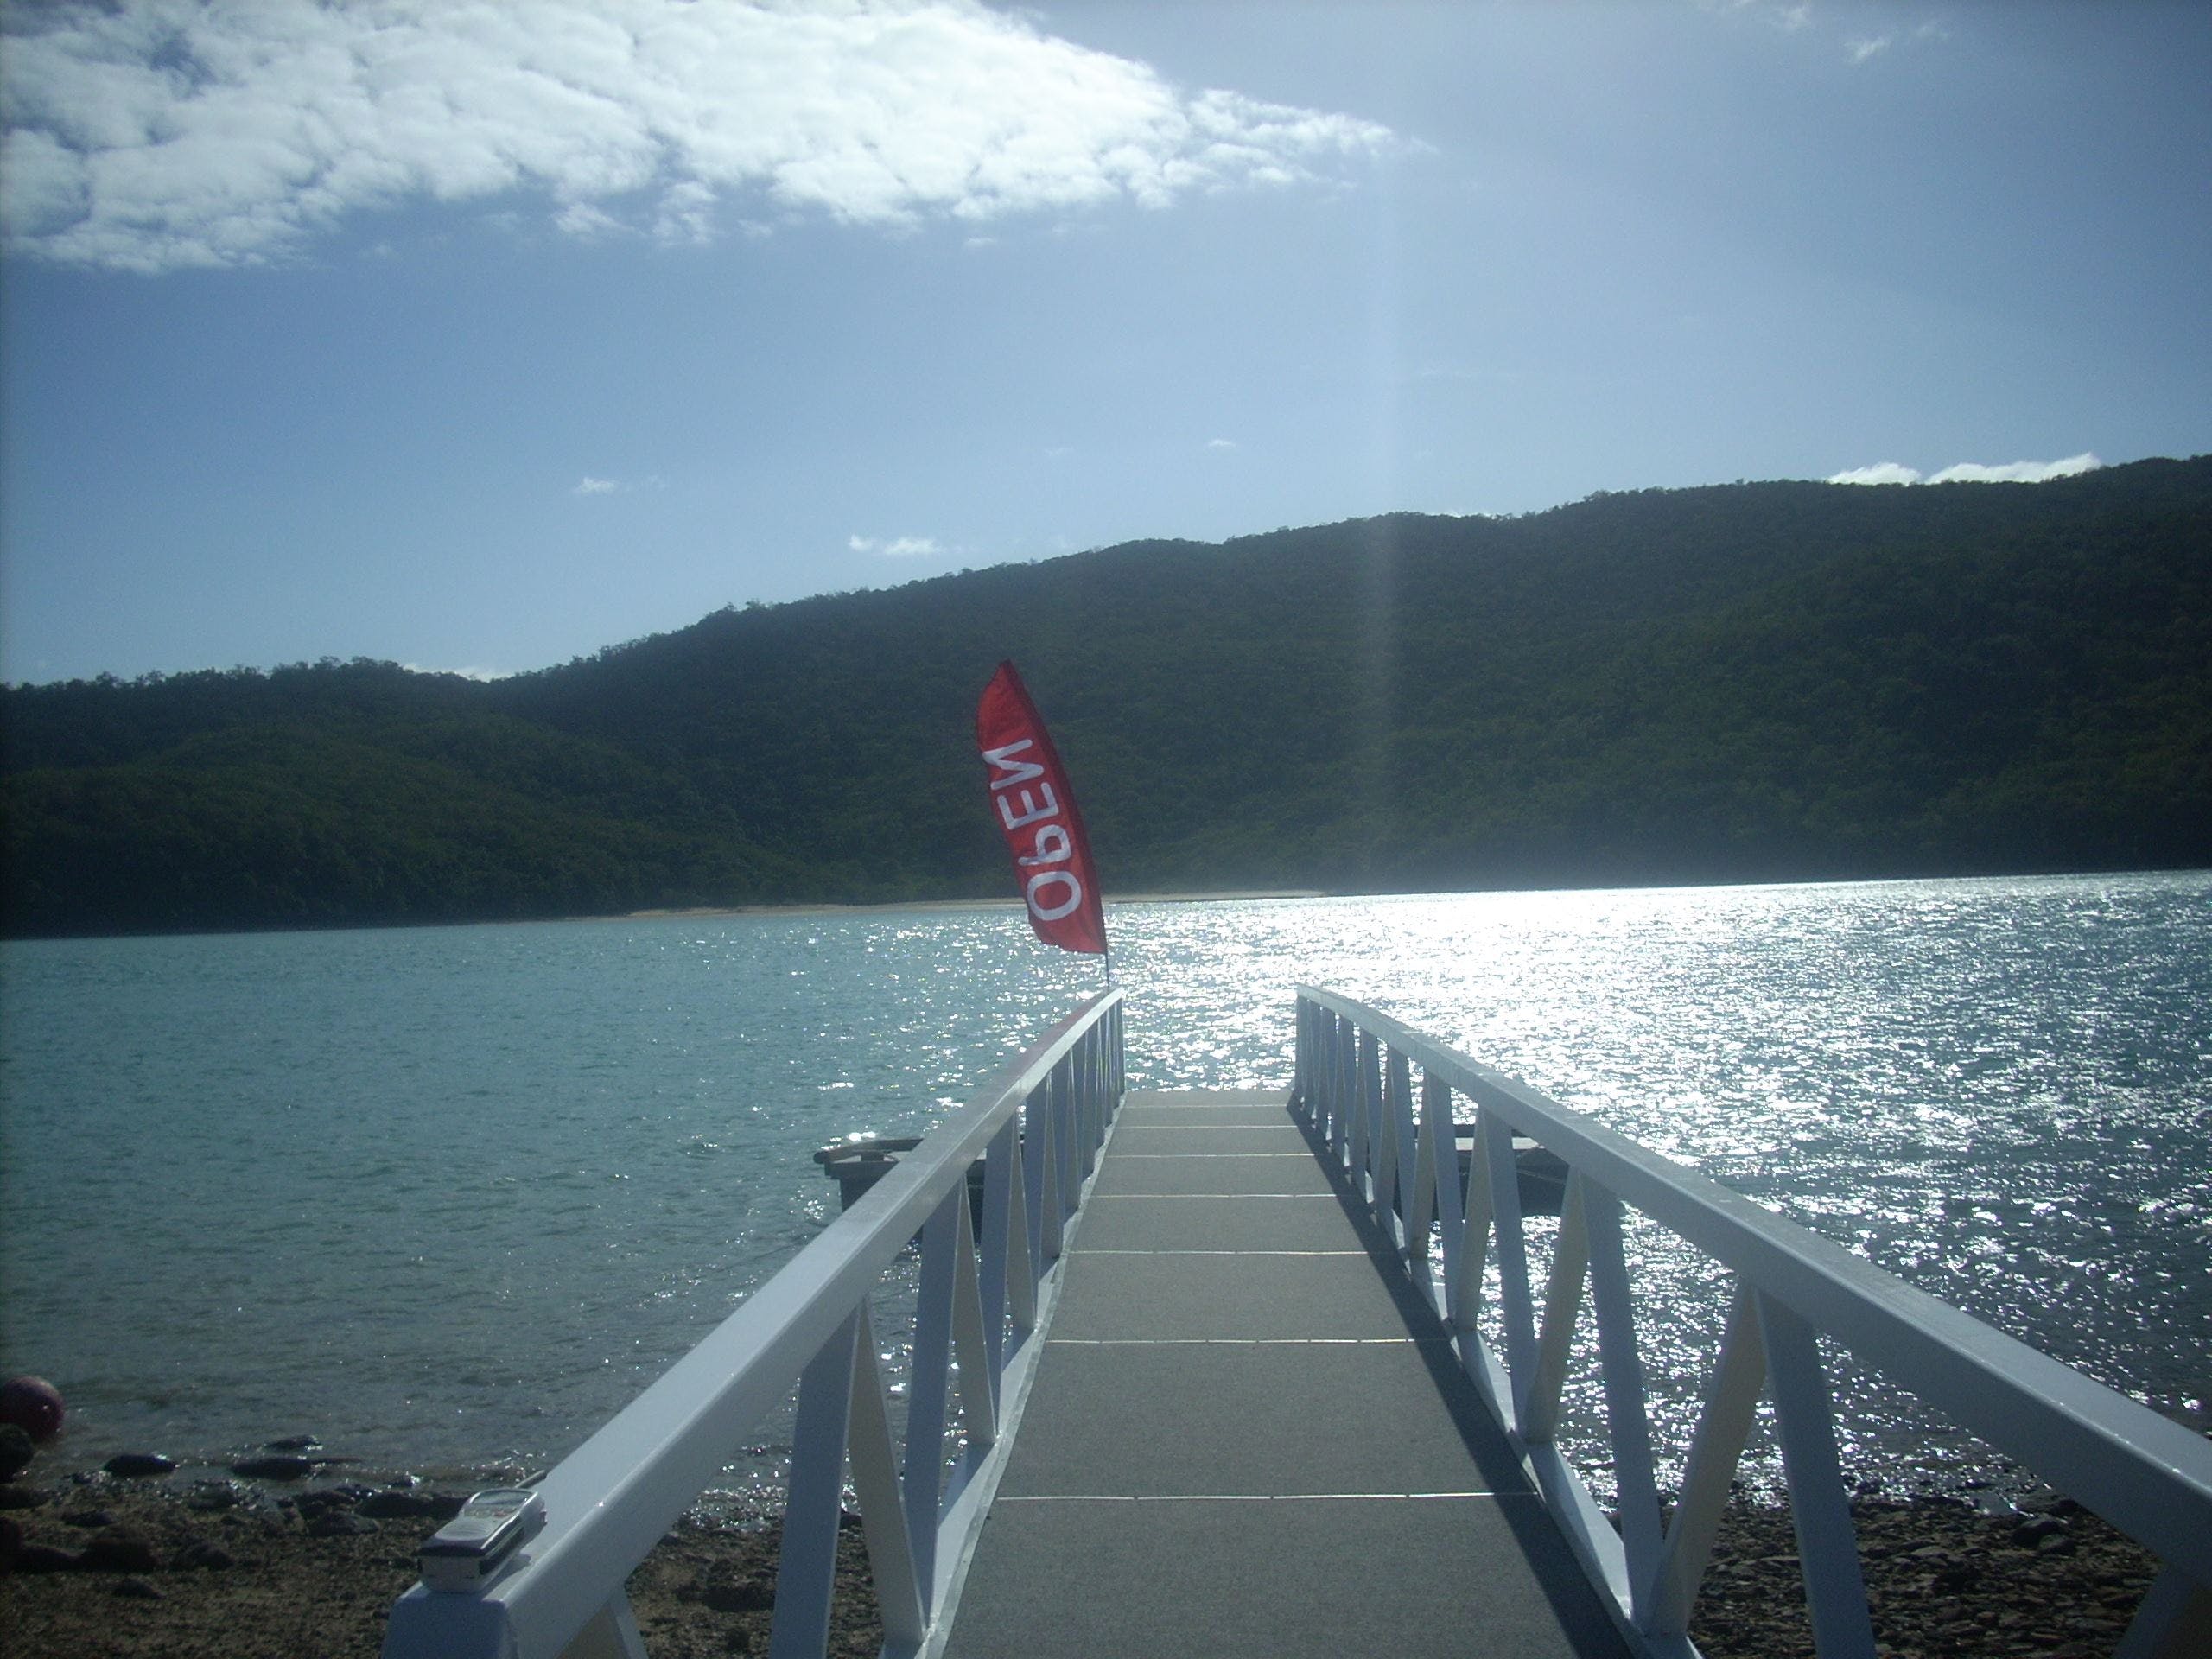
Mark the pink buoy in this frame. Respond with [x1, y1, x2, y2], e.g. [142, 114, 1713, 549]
[0, 1376, 65, 1442]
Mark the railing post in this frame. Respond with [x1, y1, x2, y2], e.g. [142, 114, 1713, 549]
[1391, 1050, 1419, 1242]
[1758, 1291, 1877, 1659]
[1069, 1041, 1092, 1177]
[1310, 1004, 1332, 1143]
[760, 1301, 933, 1655]
[1522, 1172, 1590, 1446]
[769, 1312, 862, 1659]
[1111, 999, 1125, 1103]
[1452, 1105, 1495, 1338]
[1425, 1075, 1465, 1319]
[841, 1303, 927, 1651]
[1585, 1183, 1662, 1623]
[1370, 1043, 1402, 1236]
[1302, 998, 1321, 1131]
[949, 1178, 997, 1452]
[1027, 1081, 1059, 1267]
[1306, 998, 1321, 1126]
[1002, 1114, 1038, 1337]
[1331, 1013, 1353, 1162]
[1097, 1014, 1116, 1135]
[2117, 1569, 2212, 1659]
[901, 1186, 963, 1611]
[1077, 1031, 1103, 1171]
[1346, 1027, 1367, 1180]
[1057, 1061, 1081, 1223]
[1482, 1105, 1539, 1420]
[1367, 1036, 1391, 1215]
[558, 1597, 649, 1659]
[1643, 1281, 1767, 1637]
[1406, 1069, 1442, 1278]
[977, 1116, 1015, 1378]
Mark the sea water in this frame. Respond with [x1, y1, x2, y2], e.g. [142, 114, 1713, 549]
[2, 874, 2206, 1506]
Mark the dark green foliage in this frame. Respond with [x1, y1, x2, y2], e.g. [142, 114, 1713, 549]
[4, 459, 2209, 937]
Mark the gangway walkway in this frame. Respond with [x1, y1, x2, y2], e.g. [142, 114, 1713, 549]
[385, 990, 2209, 1659]
[941, 1089, 1629, 1659]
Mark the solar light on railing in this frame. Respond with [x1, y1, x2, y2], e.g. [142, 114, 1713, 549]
[417, 1489, 546, 1592]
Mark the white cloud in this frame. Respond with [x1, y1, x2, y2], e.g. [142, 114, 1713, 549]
[1205, 437, 1239, 451]
[1827, 461, 1924, 486]
[572, 473, 664, 494]
[556, 202, 626, 240]
[1702, 3, 1947, 64]
[1927, 453, 2102, 484]
[849, 533, 943, 557]
[1697, 1, 1813, 33]
[652, 180, 717, 245]
[2, 0, 1400, 273]
[1828, 454, 2102, 486]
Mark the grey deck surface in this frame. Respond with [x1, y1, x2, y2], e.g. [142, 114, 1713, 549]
[940, 1090, 1630, 1659]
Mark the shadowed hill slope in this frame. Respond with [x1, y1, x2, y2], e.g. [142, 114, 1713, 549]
[5, 457, 2208, 935]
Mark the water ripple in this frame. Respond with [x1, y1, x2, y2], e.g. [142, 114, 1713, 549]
[2, 873, 2204, 1503]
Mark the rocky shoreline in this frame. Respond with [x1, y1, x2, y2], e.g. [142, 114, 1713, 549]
[0, 1464, 2165, 1658]
[1, 1471, 882, 1659]
[1687, 1491, 2158, 1657]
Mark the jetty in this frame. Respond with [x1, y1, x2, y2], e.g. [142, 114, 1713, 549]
[382, 989, 2212, 1659]
[938, 1085, 1623, 1657]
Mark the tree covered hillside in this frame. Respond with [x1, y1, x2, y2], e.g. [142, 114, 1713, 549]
[4, 456, 2208, 937]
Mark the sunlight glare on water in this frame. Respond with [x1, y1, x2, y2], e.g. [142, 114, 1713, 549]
[1115, 874, 2210, 1497]
[3, 873, 2205, 1506]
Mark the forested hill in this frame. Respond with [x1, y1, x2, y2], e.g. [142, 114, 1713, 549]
[5, 456, 2209, 938]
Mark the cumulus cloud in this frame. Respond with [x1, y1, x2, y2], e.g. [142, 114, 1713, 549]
[1827, 461, 1924, 486]
[1828, 454, 2103, 486]
[1929, 454, 2103, 484]
[2, 0, 1401, 273]
[849, 533, 942, 557]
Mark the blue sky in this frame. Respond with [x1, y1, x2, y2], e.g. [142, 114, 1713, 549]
[3, 1, 2207, 685]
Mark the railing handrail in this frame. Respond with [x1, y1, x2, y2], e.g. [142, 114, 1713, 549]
[1295, 986, 2211, 1657]
[1295, 985, 2212, 1579]
[385, 988, 1123, 1659]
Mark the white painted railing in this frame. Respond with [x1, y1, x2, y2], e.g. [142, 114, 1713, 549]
[384, 990, 1124, 1659]
[1294, 987, 2212, 1659]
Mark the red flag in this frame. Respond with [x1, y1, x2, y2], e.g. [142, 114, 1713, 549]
[976, 662, 1107, 956]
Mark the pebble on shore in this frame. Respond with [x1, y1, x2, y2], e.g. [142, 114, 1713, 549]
[0, 1472, 883, 1659]
[0, 1466, 2169, 1659]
